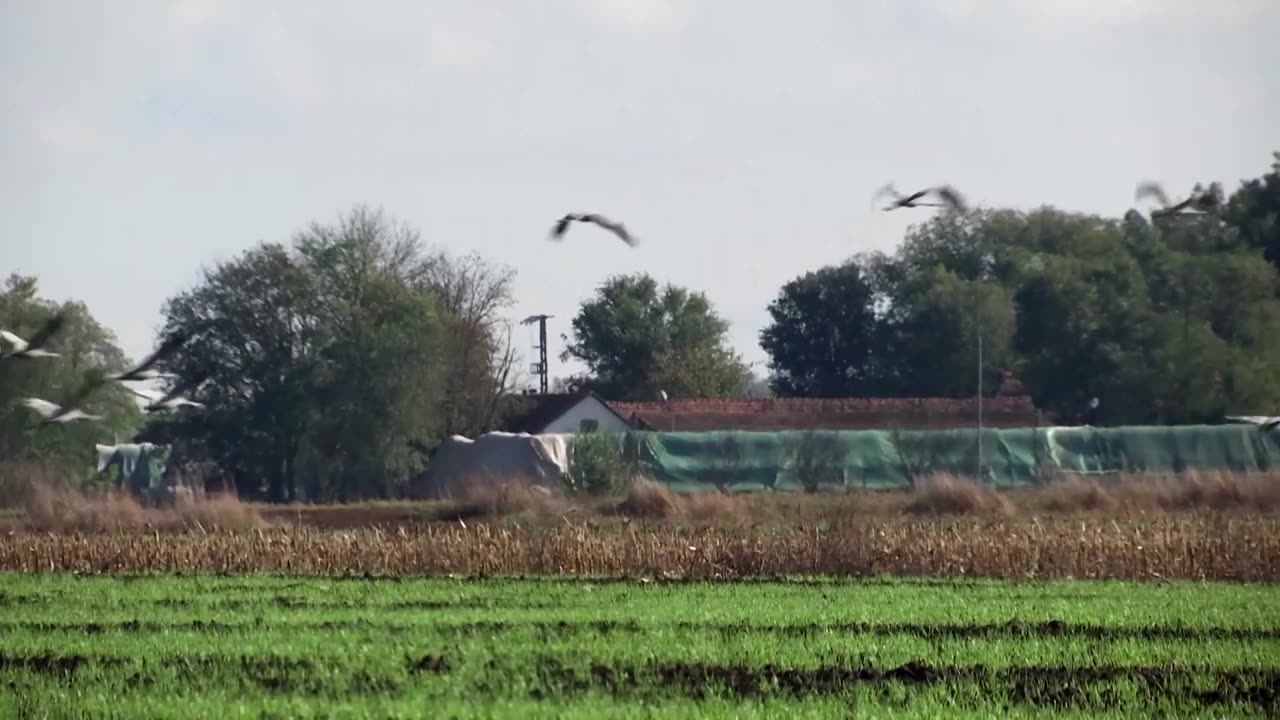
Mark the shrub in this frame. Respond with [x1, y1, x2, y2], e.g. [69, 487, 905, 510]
[618, 479, 682, 519]
[1040, 476, 1118, 513]
[18, 475, 264, 532]
[616, 479, 745, 522]
[685, 489, 744, 522]
[429, 479, 566, 522]
[566, 431, 630, 496]
[903, 474, 1012, 516]
[789, 431, 844, 493]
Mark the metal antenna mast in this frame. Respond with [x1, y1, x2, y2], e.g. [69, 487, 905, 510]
[520, 314, 553, 394]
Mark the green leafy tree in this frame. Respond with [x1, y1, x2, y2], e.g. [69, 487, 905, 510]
[759, 261, 884, 397]
[562, 273, 748, 400]
[150, 207, 452, 502]
[1011, 256, 1160, 424]
[151, 243, 318, 501]
[880, 267, 1016, 398]
[292, 227, 450, 501]
[761, 185, 1280, 426]
[0, 275, 143, 478]
[1224, 152, 1280, 272]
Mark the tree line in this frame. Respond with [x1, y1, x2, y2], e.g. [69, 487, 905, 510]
[2, 154, 1276, 501]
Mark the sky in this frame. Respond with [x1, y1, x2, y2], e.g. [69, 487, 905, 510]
[3, 0, 1278, 390]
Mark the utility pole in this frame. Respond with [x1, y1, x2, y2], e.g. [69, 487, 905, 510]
[521, 314, 553, 395]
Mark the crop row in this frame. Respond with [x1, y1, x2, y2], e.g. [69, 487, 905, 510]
[2, 575, 1276, 718]
[2, 515, 1277, 580]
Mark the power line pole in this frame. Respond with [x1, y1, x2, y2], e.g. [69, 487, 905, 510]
[521, 314, 553, 395]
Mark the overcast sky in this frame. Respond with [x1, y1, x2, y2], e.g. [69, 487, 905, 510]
[3, 0, 1277, 388]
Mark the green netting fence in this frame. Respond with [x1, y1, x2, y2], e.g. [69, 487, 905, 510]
[599, 425, 1280, 492]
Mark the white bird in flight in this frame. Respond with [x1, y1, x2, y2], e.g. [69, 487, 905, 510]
[128, 386, 205, 412]
[1225, 415, 1280, 430]
[21, 397, 103, 424]
[0, 312, 67, 360]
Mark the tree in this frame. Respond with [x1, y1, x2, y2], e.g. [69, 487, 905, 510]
[292, 228, 450, 501]
[151, 207, 452, 502]
[760, 260, 883, 397]
[0, 274, 143, 478]
[562, 273, 748, 400]
[759, 190, 1280, 425]
[882, 267, 1016, 399]
[1224, 151, 1280, 272]
[283, 206, 520, 438]
[414, 250, 519, 437]
[1011, 254, 1159, 424]
[151, 243, 319, 501]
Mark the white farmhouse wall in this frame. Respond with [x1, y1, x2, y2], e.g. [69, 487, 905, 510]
[540, 396, 631, 433]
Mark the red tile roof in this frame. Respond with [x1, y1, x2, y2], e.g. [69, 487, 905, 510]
[607, 396, 1039, 431]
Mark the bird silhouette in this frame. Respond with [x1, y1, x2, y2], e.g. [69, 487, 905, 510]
[873, 184, 968, 213]
[550, 213, 637, 246]
[109, 330, 193, 382]
[1135, 182, 1220, 216]
[0, 311, 67, 360]
[134, 371, 210, 413]
[129, 386, 205, 412]
[20, 397, 103, 425]
[21, 369, 117, 426]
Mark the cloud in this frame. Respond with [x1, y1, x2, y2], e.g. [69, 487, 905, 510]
[250, 17, 318, 100]
[423, 24, 507, 70]
[927, 0, 1272, 25]
[27, 110, 95, 152]
[578, 0, 690, 31]
[168, 0, 239, 31]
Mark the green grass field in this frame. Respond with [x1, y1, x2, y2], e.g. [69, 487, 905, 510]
[1, 574, 1277, 718]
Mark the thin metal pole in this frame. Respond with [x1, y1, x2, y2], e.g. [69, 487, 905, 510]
[976, 290, 984, 485]
[538, 315, 549, 395]
[519, 314, 553, 395]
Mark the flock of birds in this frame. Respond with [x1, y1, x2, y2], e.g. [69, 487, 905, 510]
[1, 314, 203, 427]
[0, 179, 1249, 431]
[547, 179, 1224, 251]
[870, 180, 1224, 218]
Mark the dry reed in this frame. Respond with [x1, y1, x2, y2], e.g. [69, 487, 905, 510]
[1, 515, 1276, 581]
[427, 480, 567, 523]
[618, 479, 682, 519]
[904, 474, 1013, 516]
[1020, 471, 1280, 515]
[17, 478, 264, 532]
[1038, 477, 1120, 513]
[617, 479, 745, 522]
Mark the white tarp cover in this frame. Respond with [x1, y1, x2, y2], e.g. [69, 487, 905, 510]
[93, 442, 169, 490]
[415, 431, 576, 498]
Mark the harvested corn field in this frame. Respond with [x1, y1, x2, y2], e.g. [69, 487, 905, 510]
[0, 574, 1277, 718]
[2, 515, 1279, 581]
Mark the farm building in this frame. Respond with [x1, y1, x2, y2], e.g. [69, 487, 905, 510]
[495, 390, 634, 434]
[607, 396, 1041, 432]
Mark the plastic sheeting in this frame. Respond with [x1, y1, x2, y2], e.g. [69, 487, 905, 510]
[94, 442, 171, 493]
[414, 432, 575, 498]
[609, 424, 1280, 491]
